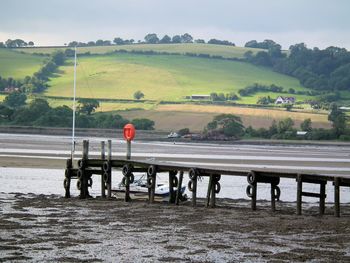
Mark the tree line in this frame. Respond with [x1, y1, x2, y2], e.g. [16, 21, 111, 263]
[244, 41, 350, 94]
[202, 103, 349, 141]
[0, 95, 155, 130]
[0, 39, 34, 48]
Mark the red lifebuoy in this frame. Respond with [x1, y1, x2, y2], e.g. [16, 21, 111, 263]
[123, 124, 136, 141]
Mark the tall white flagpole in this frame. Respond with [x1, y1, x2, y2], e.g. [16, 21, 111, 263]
[71, 46, 77, 159]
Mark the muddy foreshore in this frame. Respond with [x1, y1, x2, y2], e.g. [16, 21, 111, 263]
[1, 193, 350, 262]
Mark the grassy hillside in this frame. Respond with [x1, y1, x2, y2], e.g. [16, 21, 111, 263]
[46, 53, 308, 103]
[0, 49, 45, 78]
[16, 43, 263, 59]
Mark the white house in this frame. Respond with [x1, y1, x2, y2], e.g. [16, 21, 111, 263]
[275, 96, 296, 104]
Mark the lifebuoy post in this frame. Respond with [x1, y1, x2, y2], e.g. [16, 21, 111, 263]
[123, 124, 136, 160]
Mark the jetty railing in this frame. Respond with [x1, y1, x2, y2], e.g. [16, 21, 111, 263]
[64, 140, 350, 217]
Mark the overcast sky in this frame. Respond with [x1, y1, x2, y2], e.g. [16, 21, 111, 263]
[1, 0, 350, 49]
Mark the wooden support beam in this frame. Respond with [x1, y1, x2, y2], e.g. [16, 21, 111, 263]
[80, 140, 89, 199]
[210, 175, 217, 208]
[271, 184, 276, 212]
[251, 182, 257, 211]
[192, 175, 197, 207]
[168, 172, 176, 204]
[101, 141, 106, 198]
[175, 171, 184, 205]
[297, 174, 302, 215]
[64, 159, 72, 198]
[150, 174, 156, 203]
[334, 177, 340, 217]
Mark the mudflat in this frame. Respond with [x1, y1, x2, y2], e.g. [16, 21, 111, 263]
[1, 193, 350, 262]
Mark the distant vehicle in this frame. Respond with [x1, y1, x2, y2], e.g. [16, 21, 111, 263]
[181, 133, 202, 140]
[167, 132, 180, 138]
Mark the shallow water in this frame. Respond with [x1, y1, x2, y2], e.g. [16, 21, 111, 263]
[1, 167, 349, 203]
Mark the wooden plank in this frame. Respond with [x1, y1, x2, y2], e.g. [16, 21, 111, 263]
[175, 171, 184, 205]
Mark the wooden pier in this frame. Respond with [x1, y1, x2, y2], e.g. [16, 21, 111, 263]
[64, 140, 350, 217]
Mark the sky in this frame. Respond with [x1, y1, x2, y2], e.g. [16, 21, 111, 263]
[1, 0, 350, 49]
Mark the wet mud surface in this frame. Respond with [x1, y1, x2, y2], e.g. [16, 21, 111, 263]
[1, 193, 350, 262]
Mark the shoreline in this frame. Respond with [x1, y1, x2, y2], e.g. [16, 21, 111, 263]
[1, 125, 350, 147]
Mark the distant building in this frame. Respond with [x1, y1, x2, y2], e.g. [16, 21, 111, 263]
[275, 96, 295, 104]
[4, 87, 19, 93]
[190, 94, 210, 100]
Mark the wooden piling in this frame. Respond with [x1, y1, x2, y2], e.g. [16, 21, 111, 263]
[175, 171, 184, 205]
[206, 174, 213, 207]
[210, 175, 217, 208]
[192, 175, 197, 207]
[79, 140, 89, 199]
[251, 182, 257, 211]
[100, 141, 106, 198]
[320, 182, 326, 215]
[334, 177, 340, 217]
[64, 159, 72, 198]
[107, 140, 112, 198]
[271, 184, 276, 212]
[297, 174, 302, 215]
[168, 171, 176, 204]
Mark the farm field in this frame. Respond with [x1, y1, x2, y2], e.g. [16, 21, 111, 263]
[16, 43, 264, 58]
[45, 53, 308, 102]
[0, 48, 44, 78]
[118, 104, 330, 132]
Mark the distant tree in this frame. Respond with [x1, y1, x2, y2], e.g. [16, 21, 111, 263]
[0, 104, 14, 120]
[77, 99, 100, 115]
[171, 35, 181, 43]
[177, 128, 190, 136]
[87, 41, 95, 46]
[144, 33, 159, 44]
[103, 40, 112, 46]
[0, 42, 5, 48]
[328, 103, 347, 137]
[277, 118, 294, 134]
[284, 104, 293, 111]
[68, 41, 78, 47]
[113, 37, 124, 45]
[131, 118, 155, 130]
[95, 39, 104, 46]
[133, 90, 144, 100]
[300, 118, 312, 132]
[160, 35, 171, 44]
[195, 39, 205, 44]
[3, 92, 27, 108]
[181, 33, 193, 43]
[245, 40, 258, 48]
[52, 51, 66, 65]
[208, 114, 245, 138]
[28, 41, 34, 47]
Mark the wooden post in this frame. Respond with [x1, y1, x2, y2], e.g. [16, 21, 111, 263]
[101, 141, 106, 198]
[150, 174, 156, 203]
[271, 184, 276, 212]
[206, 175, 213, 207]
[107, 140, 112, 198]
[210, 176, 217, 208]
[192, 175, 197, 207]
[126, 140, 131, 160]
[168, 172, 175, 204]
[320, 182, 326, 215]
[125, 174, 131, 202]
[64, 159, 72, 198]
[175, 171, 184, 205]
[251, 182, 257, 211]
[80, 140, 89, 199]
[297, 174, 302, 215]
[334, 177, 340, 217]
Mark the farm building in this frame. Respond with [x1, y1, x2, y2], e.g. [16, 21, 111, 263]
[190, 95, 211, 100]
[275, 96, 295, 104]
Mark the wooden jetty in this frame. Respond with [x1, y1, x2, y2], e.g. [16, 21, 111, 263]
[64, 140, 350, 217]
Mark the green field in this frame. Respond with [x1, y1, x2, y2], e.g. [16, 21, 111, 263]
[16, 43, 264, 59]
[0, 49, 45, 78]
[46, 53, 308, 103]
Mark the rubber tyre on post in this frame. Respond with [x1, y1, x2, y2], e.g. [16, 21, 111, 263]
[274, 186, 281, 201]
[247, 172, 256, 185]
[214, 174, 221, 182]
[63, 178, 69, 190]
[76, 179, 82, 190]
[103, 172, 109, 184]
[246, 185, 253, 198]
[172, 176, 178, 187]
[147, 165, 157, 176]
[78, 159, 85, 169]
[215, 182, 221, 194]
[103, 161, 110, 172]
[77, 169, 83, 180]
[146, 177, 153, 188]
[129, 173, 134, 184]
[189, 168, 197, 180]
[122, 164, 133, 176]
[188, 180, 193, 192]
[169, 170, 178, 177]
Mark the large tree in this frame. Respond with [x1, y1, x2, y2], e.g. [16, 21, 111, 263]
[77, 99, 100, 115]
[3, 92, 27, 108]
[144, 33, 159, 44]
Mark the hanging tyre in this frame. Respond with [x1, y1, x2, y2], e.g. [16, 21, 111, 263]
[172, 176, 178, 187]
[189, 168, 197, 180]
[188, 180, 193, 192]
[103, 161, 110, 172]
[103, 172, 109, 184]
[247, 172, 256, 184]
[129, 173, 134, 184]
[77, 169, 83, 180]
[122, 164, 133, 176]
[146, 177, 153, 188]
[77, 179, 82, 190]
[274, 186, 281, 201]
[63, 178, 69, 190]
[246, 185, 253, 198]
[147, 165, 157, 176]
[215, 182, 221, 194]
